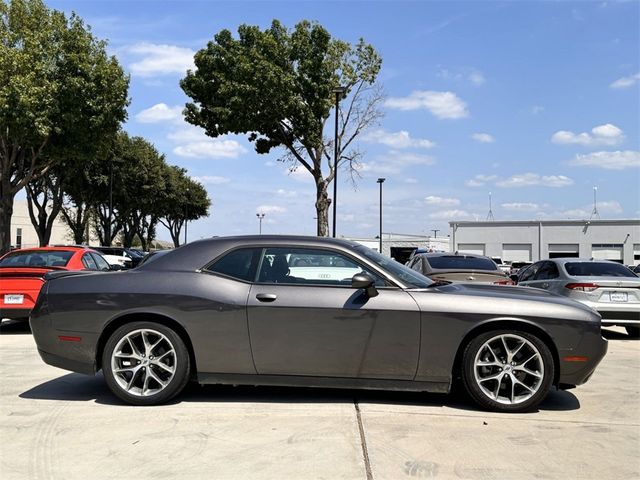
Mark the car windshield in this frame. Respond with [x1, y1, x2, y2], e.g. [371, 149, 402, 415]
[355, 245, 433, 288]
[0, 250, 74, 268]
[564, 262, 638, 278]
[427, 255, 498, 271]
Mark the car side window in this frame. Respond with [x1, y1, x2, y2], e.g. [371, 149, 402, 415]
[82, 253, 97, 270]
[535, 262, 559, 280]
[91, 252, 111, 271]
[205, 248, 262, 282]
[519, 262, 540, 282]
[257, 247, 386, 287]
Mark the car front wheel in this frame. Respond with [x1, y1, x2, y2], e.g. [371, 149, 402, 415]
[461, 330, 554, 413]
[102, 322, 190, 406]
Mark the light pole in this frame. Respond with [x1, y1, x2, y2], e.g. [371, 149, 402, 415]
[377, 178, 385, 254]
[256, 213, 265, 234]
[332, 85, 347, 238]
[431, 229, 439, 238]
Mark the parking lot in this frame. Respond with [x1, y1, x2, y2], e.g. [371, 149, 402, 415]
[1, 321, 638, 480]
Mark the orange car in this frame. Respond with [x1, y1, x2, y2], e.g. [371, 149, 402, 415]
[0, 246, 112, 321]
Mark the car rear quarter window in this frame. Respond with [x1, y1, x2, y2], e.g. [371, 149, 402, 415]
[82, 253, 98, 270]
[205, 248, 262, 282]
[426, 256, 498, 271]
[564, 262, 637, 278]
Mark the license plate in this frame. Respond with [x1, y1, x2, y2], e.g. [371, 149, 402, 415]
[610, 292, 628, 302]
[4, 294, 24, 304]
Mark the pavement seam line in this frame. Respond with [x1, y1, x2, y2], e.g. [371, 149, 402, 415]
[354, 399, 374, 480]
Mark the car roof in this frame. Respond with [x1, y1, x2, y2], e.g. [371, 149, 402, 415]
[6, 246, 88, 253]
[544, 258, 622, 264]
[139, 235, 371, 272]
[415, 252, 490, 259]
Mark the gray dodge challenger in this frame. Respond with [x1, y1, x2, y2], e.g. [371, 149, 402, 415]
[30, 236, 607, 412]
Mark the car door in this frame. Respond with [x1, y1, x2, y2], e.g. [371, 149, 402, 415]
[517, 261, 542, 287]
[247, 246, 421, 380]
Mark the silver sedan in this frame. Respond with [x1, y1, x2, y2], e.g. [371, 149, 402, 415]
[516, 258, 640, 337]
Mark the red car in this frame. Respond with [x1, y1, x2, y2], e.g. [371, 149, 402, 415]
[0, 246, 112, 321]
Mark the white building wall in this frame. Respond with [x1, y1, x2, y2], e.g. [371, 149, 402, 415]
[450, 220, 640, 265]
[8, 200, 72, 249]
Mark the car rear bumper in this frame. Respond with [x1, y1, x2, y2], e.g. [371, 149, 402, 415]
[0, 307, 32, 320]
[572, 299, 640, 326]
[37, 348, 96, 376]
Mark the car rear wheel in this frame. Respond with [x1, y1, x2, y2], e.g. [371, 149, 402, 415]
[102, 322, 190, 406]
[625, 326, 640, 338]
[461, 330, 554, 413]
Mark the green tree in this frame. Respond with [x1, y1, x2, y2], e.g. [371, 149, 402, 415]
[0, 0, 129, 253]
[158, 166, 210, 247]
[181, 20, 383, 237]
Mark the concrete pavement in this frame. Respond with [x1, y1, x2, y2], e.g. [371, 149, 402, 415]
[1, 322, 638, 480]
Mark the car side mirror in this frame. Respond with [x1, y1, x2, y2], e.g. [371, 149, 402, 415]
[352, 273, 379, 298]
[110, 264, 123, 271]
[509, 274, 519, 284]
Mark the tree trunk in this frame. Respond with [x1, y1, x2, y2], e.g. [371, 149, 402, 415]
[25, 176, 64, 247]
[61, 202, 90, 244]
[0, 187, 14, 254]
[314, 179, 331, 237]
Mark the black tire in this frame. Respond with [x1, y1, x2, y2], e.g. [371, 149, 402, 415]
[625, 326, 640, 338]
[461, 330, 554, 413]
[102, 321, 191, 406]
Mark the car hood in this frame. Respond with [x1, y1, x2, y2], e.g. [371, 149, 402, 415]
[407, 283, 600, 322]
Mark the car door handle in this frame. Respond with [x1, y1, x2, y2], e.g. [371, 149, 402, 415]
[256, 293, 277, 302]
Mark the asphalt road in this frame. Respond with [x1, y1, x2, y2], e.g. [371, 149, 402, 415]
[1, 321, 638, 480]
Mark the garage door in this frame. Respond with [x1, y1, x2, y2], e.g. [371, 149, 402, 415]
[548, 243, 579, 259]
[457, 243, 485, 255]
[592, 244, 623, 263]
[502, 244, 532, 262]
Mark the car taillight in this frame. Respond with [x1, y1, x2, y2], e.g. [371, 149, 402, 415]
[565, 283, 599, 292]
[493, 279, 515, 285]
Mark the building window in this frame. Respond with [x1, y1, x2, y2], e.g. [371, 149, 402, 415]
[16, 228, 22, 249]
[633, 244, 640, 263]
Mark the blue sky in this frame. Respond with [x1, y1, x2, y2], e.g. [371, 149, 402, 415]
[49, 0, 640, 241]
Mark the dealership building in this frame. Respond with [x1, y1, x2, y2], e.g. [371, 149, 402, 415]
[449, 219, 640, 265]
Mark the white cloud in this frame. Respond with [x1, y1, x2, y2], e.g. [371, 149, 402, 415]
[168, 124, 246, 159]
[276, 189, 297, 198]
[569, 150, 640, 170]
[359, 151, 436, 174]
[466, 173, 574, 188]
[469, 71, 485, 86]
[501, 202, 539, 211]
[561, 200, 622, 219]
[531, 105, 544, 115]
[285, 167, 314, 182]
[437, 67, 485, 86]
[425, 195, 460, 207]
[465, 174, 497, 187]
[551, 123, 625, 146]
[192, 175, 230, 185]
[429, 209, 473, 220]
[135, 103, 183, 123]
[173, 140, 244, 159]
[256, 205, 286, 214]
[404, 178, 419, 184]
[610, 72, 640, 89]
[363, 129, 435, 149]
[471, 133, 495, 143]
[386, 91, 469, 119]
[125, 42, 195, 77]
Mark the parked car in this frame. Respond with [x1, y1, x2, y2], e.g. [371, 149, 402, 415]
[0, 246, 113, 321]
[510, 261, 532, 276]
[91, 246, 144, 268]
[633, 265, 640, 275]
[407, 252, 513, 285]
[515, 258, 640, 337]
[30, 236, 606, 412]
